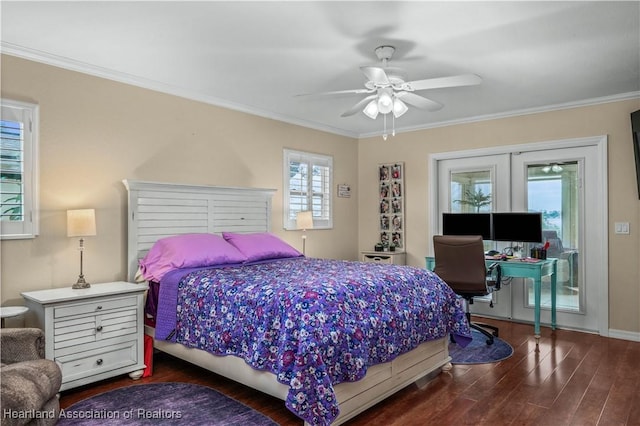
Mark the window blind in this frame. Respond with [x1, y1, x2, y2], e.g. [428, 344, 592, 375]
[283, 149, 333, 230]
[1, 99, 38, 239]
[0, 119, 24, 222]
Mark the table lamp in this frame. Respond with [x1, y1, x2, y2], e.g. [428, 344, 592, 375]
[296, 211, 314, 256]
[67, 209, 97, 289]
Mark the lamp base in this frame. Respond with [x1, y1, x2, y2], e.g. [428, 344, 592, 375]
[72, 275, 91, 289]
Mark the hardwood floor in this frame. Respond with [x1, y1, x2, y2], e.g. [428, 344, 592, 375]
[60, 318, 640, 425]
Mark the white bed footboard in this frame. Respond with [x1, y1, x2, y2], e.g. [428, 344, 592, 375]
[146, 325, 449, 425]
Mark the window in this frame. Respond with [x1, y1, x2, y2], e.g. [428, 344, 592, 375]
[283, 149, 333, 230]
[1, 99, 39, 239]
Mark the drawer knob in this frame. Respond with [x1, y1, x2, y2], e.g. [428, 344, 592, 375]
[96, 326, 103, 332]
[96, 306, 103, 310]
[96, 358, 103, 366]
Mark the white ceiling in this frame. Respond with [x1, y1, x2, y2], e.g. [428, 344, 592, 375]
[2, 1, 639, 138]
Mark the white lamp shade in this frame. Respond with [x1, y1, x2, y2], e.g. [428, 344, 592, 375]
[393, 98, 408, 118]
[296, 211, 314, 230]
[67, 209, 97, 237]
[363, 100, 379, 119]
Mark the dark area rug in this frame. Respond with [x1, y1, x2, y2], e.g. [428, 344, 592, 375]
[449, 329, 514, 364]
[58, 382, 278, 425]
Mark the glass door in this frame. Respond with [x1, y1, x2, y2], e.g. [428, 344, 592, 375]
[437, 154, 511, 318]
[511, 146, 601, 332]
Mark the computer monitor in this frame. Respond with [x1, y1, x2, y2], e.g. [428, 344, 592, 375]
[491, 212, 543, 243]
[442, 213, 492, 240]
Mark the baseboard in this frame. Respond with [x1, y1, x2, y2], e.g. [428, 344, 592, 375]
[608, 328, 640, 342]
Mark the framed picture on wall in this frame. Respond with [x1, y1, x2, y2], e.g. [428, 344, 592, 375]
[378, 162, 404, 250]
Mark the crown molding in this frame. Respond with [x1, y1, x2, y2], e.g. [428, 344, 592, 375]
[359, 91, 640, 139]
[3, 42, 637, 141]
[0, 43, 359, 139]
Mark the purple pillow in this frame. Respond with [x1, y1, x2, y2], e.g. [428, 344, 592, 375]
[139, 233, 247, 282]
[222, 232, 302, 263]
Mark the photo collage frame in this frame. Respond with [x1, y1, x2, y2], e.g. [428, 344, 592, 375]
[378, 162, 404, 250]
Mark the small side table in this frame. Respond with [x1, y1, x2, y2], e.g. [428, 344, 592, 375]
[0, 306, 29, 327]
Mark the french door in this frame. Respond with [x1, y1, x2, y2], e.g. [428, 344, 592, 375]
[437, 154, 512, 318]
[511, 146, 603, 332]
[431, 137, 608, 334]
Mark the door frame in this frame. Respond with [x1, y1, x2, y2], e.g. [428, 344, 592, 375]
[428, 135, 609, 337]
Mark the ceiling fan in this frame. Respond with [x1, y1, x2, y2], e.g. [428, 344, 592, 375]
[303, 45, 482, 123]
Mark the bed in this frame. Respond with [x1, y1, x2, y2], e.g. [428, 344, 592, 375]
[123, 179, 471, 425]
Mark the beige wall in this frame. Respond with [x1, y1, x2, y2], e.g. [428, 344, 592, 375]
[0, 55, 358, 305]
[358, 100, 640, 334]
[2, 55, 639, 335]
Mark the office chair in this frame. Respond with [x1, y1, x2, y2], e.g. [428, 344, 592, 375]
[433, 235, 502, 345]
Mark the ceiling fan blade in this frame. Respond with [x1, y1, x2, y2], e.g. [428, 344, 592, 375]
[340, 95, 377, 117]
[395, 92, 443, 112]
[402, 74, 482, 91]
[360, 66, 390, 85]
[295, 88, 374, 97]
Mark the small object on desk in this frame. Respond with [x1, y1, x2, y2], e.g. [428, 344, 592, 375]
[0, 306, 29, 327]
[530, 246, 548, 259]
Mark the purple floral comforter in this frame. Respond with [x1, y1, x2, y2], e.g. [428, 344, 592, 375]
[156, 257, 471, 425]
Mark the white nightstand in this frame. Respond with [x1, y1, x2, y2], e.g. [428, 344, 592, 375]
[21, 281, 148, 391]
[361, 251, 406, 265]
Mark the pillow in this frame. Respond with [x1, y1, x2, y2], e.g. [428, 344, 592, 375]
[139, 233, 247, 282]
[222, 232, 302, 263]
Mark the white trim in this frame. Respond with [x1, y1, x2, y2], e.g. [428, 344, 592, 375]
[282, 148, 334, 231]
[0, 45, 359, 139]
[362, 92, 640, 139]
[4, 44, 638, 140]
[0, 98, 39, 239]
[429, 135, 609, 337]
[608, 328, 640, 342]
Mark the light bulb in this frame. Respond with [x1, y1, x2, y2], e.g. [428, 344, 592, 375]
[377, 91, 393, 114]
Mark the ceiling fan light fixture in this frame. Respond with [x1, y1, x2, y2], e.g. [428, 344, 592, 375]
[363, 100, 379, 119]
[541, 163, 563, 173]
[393, 98, 408, 118]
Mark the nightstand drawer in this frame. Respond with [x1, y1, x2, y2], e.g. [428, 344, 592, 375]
[56, 340, 138, 383]
[54, 295, 137, 318]
[53, 308, 138, 349]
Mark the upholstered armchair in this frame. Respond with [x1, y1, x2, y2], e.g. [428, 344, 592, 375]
[1, 328, 62, 426]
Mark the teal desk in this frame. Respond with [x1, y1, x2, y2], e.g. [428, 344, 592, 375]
[425, 256, 557, 343]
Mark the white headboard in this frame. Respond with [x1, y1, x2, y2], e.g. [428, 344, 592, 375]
[123, 179, 276, 281]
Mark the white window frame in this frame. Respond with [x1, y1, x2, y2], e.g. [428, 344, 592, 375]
[1, 99, 39, 239]
[283, 149, 333, 230]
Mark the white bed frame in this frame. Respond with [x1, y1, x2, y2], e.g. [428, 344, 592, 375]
[123, 179, 452, 425]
